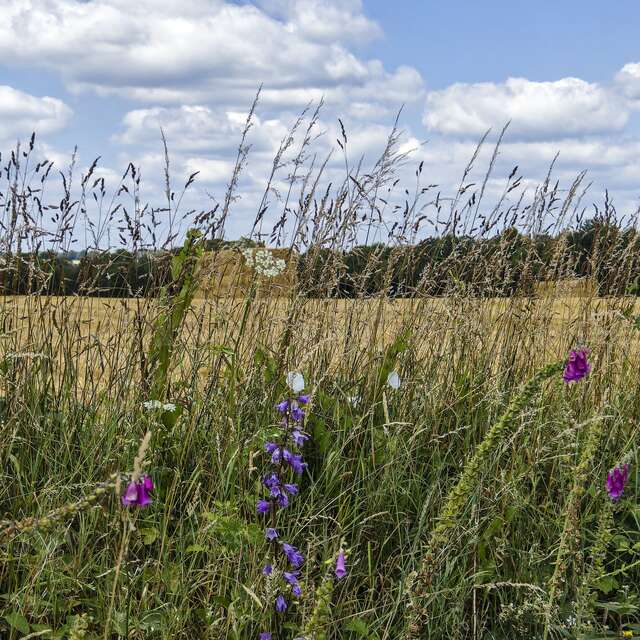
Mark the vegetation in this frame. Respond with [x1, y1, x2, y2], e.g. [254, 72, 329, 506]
[0, 115, 639, 639]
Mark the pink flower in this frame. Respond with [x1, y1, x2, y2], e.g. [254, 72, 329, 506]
[335, 549, 347, 579]
[606, 463, 630, 501]
[121, 474, 154, 507]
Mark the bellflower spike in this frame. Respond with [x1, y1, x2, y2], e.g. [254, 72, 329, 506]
[335, 549, 347, 579]
[563, 348, 591, 383]
[275, 594, 287, 612]
[606, 463, 630, 501]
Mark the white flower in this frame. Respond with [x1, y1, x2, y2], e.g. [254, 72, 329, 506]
[242, 248, 286, 278]
[347, 395, 361, 406]
[286, 371, 305, 393]
[143, 400, 164, 410]
[143, 400, 176, 411]
[387, 370, 401, 390]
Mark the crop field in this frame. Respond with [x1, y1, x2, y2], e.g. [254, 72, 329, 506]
[1, 284, 639, 639]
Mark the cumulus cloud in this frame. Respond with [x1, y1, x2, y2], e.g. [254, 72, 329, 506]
[0, 0, 422, 114]
[114, 106, 289, 154]
[0, 85, 72, 143]
[615, 62, 640, 101]
[423, 77, 628, 139]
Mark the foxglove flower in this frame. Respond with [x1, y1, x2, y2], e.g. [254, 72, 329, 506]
[121, 475, 154, 507]
[563, 348, 591, 383]
[606, 463, 630, 501]
[335, 550, 347, 579]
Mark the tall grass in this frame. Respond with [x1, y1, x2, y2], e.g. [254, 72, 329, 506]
[0, 101, 639, 639]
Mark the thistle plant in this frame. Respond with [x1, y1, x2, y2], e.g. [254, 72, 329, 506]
[404, 358, 566, 639]
[257, 371, 310, 638]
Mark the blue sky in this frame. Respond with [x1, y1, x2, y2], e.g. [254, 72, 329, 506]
[1, 0, 639, 246]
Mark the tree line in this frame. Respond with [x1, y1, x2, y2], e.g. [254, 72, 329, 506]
[1, 218, 639, 298]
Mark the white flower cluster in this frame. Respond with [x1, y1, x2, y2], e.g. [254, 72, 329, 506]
[143, 400, 176, 412]
[241, 248, 287, 278]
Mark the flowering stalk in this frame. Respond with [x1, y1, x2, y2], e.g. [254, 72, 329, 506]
[257, 372, 310, 638]
[404, 360, 564, 640]
[297, 547, 349, 640]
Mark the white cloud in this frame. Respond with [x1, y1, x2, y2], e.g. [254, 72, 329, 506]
[423, 77, 628, 139]
[615, 62, 640, 101]
[115, 105, 289, 154]
[0, 0, 422, 114]
[0, 85, 72, 143]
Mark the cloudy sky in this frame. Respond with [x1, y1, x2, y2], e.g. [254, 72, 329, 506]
[2, 0, 640, 244]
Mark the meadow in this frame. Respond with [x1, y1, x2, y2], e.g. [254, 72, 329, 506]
[1, 120, 639, 639]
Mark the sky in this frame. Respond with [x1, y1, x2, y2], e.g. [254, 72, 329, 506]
[1, 0, 640, 247]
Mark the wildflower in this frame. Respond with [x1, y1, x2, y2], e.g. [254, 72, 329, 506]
[260, 633, 272, 640]
[335, 549, 347, 579]
[275, 594, 287, 612]
[286, 371, 305, 393]
[121, 474, 154, 507]
[291, 430, 309, 447]
[563, 348, 591, 383]
[262, 564, 273, 576]
[266, 528, 279, 541]
[387, 370, 401, 389]
[606, 463, 630, 501]
[282, 543, 304, 568]
[257, 499, 271, 514]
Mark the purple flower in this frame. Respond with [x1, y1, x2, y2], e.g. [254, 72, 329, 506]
[335, 550, 346, 579]
[121, 475, 154, 507]
[283, 570, 299, 585]
[291, 430, 309, 447]
[257, 499, 271, 515]
[284, 483, 298, 495]
[277, 493, 289, 508]
[283, 449, 307, 475]
[292, 584, 302, 597]
[291, 407, 305, 422]
[262, 564, 273, 576]
[606, 463, 630, 501]
[276, 400, 289, 414]
[282, 543, 304, 568]
[297, 395, 310, 405]
[266, 528, 279, 541]
[563, 348, 591, 383]
[275, 594, 287, 612]
[260, 633, 272, 640]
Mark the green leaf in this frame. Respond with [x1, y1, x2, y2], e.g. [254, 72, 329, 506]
[185, 544, 208, 553]
[140, 527, 158, 545]
[345, 618, 370, 636]
[5, 611, 31, 635]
